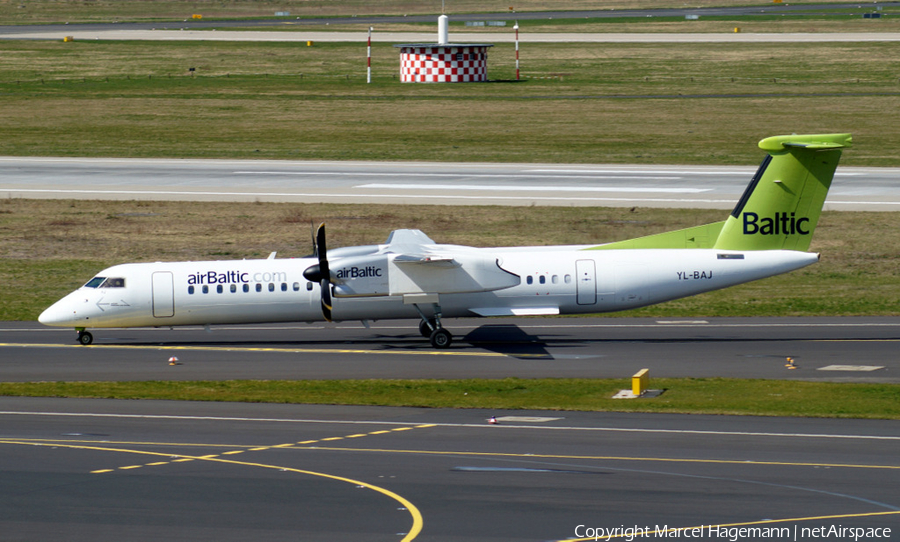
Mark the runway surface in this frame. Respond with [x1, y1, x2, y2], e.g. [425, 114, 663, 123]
[6, 29, 900, 43]
[4, 3, 900, 43]
[3, 3, 898, 34]
[2, 157, 897, 210]
[1, 397, 898, 541]
[3, 317, 899, 383]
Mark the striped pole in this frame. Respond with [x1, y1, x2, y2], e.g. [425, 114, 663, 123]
[367, 27, 372, 84]
[514, 22, 520, 81]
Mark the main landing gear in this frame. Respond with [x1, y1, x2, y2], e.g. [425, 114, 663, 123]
[76, 328, 93, 345]
[413, 304, 452, 349]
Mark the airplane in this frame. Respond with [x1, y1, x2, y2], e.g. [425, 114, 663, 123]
[40, 133, 851, 348]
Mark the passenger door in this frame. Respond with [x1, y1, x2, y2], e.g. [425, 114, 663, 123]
[152, 271, 175, 318]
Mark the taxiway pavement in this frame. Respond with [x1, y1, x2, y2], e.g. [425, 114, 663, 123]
[2, 317, 898, 383]
[1, 397, 898, 541]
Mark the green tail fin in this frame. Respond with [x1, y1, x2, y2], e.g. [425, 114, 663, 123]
[712, 133, 851, 251]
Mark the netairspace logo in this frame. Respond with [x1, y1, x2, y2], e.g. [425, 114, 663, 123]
[572, 524, 891, 541]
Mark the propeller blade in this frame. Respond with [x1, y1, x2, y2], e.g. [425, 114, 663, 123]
[320, 279, 333, 322]
[315, 223, 333, 322]
[316, 223, 329, 279]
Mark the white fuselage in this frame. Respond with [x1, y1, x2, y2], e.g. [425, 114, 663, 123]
[38, 245, 818, 330]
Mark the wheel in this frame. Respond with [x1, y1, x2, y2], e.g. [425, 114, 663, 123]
[419, 319, 437, 338]
[429, 328, 452, 349]
[77, 331, 93, 345]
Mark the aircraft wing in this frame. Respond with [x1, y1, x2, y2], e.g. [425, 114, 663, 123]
[329, 229, 520, 297]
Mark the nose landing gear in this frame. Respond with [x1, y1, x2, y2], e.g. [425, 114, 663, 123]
[76, 328, 93, 345]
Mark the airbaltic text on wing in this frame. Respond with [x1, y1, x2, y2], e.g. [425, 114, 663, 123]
[187, 270, 288, 285]
[335, 266, 383, 279]
[742, 212, 810, 235]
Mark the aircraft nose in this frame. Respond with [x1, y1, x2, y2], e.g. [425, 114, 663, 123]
[38, 293, 87, 327]
[38, 302, 72, 326]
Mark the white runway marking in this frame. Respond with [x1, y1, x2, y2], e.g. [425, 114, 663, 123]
[0, 188, 738, 204]
[235, 170, 684, 181]
[1, 411, 898, 440]
[818, 365, 885, 372]
[357, 183, 711, 193]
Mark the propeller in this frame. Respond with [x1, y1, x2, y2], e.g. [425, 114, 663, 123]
[302, 223, 333, 321]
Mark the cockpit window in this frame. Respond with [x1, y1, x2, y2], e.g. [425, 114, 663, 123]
[99, 278, 126, 288]
[84, 277, 106, 288]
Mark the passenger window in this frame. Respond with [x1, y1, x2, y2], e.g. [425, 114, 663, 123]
[552, 275, 559, 284]
[293, 282, 300, 292]
[216, 284, 223, 294]
[526, 276, 533, 285]
[564, 274, 572, 284]
[255, 283, 262, 292]
[84, 277, 106, 288]
[281, 283, 288, 292]
[230, 284, 237, 293]
[307, 282, 314, 291]
[243, 284, 250, 293]
[202, 285, 209, 294]
[188, 285, 195, 295]
[539, 276, 546, 284]
[268, 283, 275, 292]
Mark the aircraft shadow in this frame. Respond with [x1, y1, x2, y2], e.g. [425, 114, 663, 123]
[462, 324, 556, 359]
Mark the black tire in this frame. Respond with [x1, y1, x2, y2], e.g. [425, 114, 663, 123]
[419, 319, 437, 338]
[429, 328, 452, 349]
[78, 331, 93, 346]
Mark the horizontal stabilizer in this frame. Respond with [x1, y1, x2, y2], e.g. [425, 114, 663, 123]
[758, 133, 852, 151]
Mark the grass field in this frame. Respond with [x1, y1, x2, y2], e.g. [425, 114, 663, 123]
[2, 199, 898, 321]
[1, 378, 897, 419]
[2, 40, 900, 165]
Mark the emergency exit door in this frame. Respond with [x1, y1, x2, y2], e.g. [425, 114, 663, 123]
[575, 259, 597, 305]
[152, 271, 175, 318]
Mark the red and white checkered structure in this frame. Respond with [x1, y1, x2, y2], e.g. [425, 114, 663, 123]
[395, 44, 493, 83]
